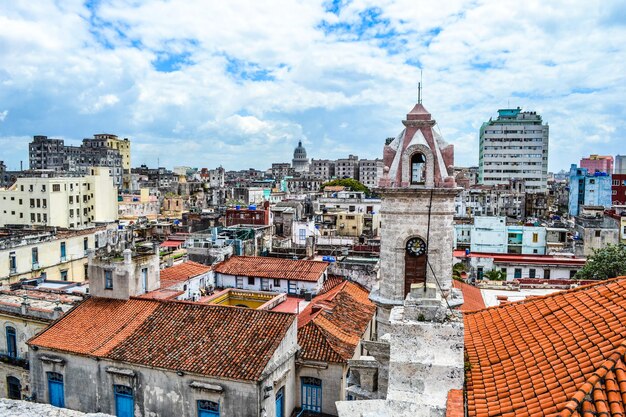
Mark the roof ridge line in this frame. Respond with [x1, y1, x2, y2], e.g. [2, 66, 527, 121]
[557, 340, 626, 417]
[465, 276, 626, 315]
[311, 317, 355, 361]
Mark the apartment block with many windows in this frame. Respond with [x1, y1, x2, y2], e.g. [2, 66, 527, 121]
[479, 108, 549, 193]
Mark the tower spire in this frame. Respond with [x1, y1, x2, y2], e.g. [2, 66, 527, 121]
[418, 69, 423, 104]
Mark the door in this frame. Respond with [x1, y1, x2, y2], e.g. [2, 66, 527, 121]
[114, 385, 134, 417]
[7, 376, 21, 399]
[141, 268, 148, 293]
[288, 281, 297, 295]
[276, 386, 284, 417]
[404, 253, 427, 296]
[47, 372, 65, 408]
[301, 377, 322, 413]
[197, 400, 220, 417]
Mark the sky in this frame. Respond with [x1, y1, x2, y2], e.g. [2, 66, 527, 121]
[0, 0, 625, 172]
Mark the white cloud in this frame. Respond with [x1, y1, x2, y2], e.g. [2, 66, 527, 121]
[0, 0, 624, 170]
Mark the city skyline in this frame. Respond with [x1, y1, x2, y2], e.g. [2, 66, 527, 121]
[0, 0, 624, 171]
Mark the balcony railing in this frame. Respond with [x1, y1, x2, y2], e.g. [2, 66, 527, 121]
[0, 351, 29, 369]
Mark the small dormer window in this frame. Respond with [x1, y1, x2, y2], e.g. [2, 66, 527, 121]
[411, 153, 426, 184]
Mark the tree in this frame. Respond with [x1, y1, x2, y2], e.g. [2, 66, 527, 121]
[452, 262, 466, 282]
[322, 178, 370, 195]
[575, 244, 626, 280]
[483, 269, 506, 281]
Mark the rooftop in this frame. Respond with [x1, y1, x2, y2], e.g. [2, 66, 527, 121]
[159, 261, 211, 286]
[298, 280, 375, 363]
[465, 276, 626, 416]
[29, 297, 295, 381]
[214, 256, 329, 282]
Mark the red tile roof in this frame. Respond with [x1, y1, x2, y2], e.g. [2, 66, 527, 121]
[464, 276, 626, 417]
[214, 256, 328, 282]
[452, 280, 486, 312]
[29, 297, 295, 381]
[160, 261, 211, 283]
[298, 281, 375, 363]
[446, 389, 464, 417]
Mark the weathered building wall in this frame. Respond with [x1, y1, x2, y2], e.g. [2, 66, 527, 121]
[29, 350, 272, 416]
[297, 363, 346, 416]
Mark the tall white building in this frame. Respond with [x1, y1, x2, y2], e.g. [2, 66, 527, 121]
[0, 167, 118, 229]
[479, 108, 549, 192]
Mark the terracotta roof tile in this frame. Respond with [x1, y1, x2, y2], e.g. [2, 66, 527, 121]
[465, 276, 626, 417]
[298, 280, 375, 363]
[159, 261, 211, 283]
[447, 389, 464, 417]
[452, 280, 486, 312]
[214, 256, 328, 282]
[29, 297, 295, 381]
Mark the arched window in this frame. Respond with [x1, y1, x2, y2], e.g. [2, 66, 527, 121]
[411, 153, 426, 184]
[7, 376, 21, 399]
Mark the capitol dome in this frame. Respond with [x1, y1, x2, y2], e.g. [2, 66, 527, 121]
[292, 140, 309, 172]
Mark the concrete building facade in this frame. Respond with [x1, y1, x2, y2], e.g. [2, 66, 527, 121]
[29, 135, 129, 188]
[479, 108, 549, 192]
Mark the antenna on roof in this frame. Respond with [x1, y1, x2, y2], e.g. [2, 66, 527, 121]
[418, 69, 423, 104]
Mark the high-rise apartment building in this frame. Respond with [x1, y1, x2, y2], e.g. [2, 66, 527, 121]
[29, 134, 130, 188]
[479, 108, 549, 192]
[335, 155, 359, 179]
[358, 159, 383, 189]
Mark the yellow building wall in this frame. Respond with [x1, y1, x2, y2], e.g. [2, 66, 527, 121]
[0, 231, 97, 285]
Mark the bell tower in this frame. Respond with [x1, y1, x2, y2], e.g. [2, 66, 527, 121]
[372, 97, 459, 334]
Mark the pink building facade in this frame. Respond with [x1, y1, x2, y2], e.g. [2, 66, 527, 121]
[580, 155, 613, 174]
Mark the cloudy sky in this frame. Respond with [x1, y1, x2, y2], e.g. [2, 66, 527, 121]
[1, 0, 624, 172]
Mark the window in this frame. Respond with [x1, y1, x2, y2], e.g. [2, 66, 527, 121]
[47, 372, 65, 408]
[141, 268, 148, 293]
[248, 277, 255, 286]
[299, 229, 306, 242]
[236, 277, 243, 289]
[570, 270, 577, 278]
[52, 184, 60, 192]
[105, 270, 113, 289]
[544, 269, 551, 280]
[60, 242, 66, 261]
[301, 377, 322, 412]
[514, 268, 522, 279]
[198, 400, 220, 417]
[529, 268, 536, 278]
[69, 196, 73, 204]
[114, 385, 134, 417]
[32, 248, 38, 268]
[84, 237, 88, 253]
[261, 278, 270, 291]
[7, 376, 21, 400]
[595, 230, 601, 237]
[532, 233, 538, 243]
[30, 213, 35, 223]
[274, 279, 281, 287]
[9, 252, 16, 273]
[410, 153, 426, 184]
[6, 326, 17, 358]
[60, 270, 68, 281]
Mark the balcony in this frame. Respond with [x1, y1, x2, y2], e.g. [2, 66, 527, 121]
[0, 351, 29, 369]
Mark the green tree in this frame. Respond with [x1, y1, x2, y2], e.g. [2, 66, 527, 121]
[322, 178, 370, 195]
[452, 262, 467, 282]
[483, 269, 506, 281]
[575, 244, 626, 280]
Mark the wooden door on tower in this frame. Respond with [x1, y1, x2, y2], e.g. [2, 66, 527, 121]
[404, 252, 427, 296]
